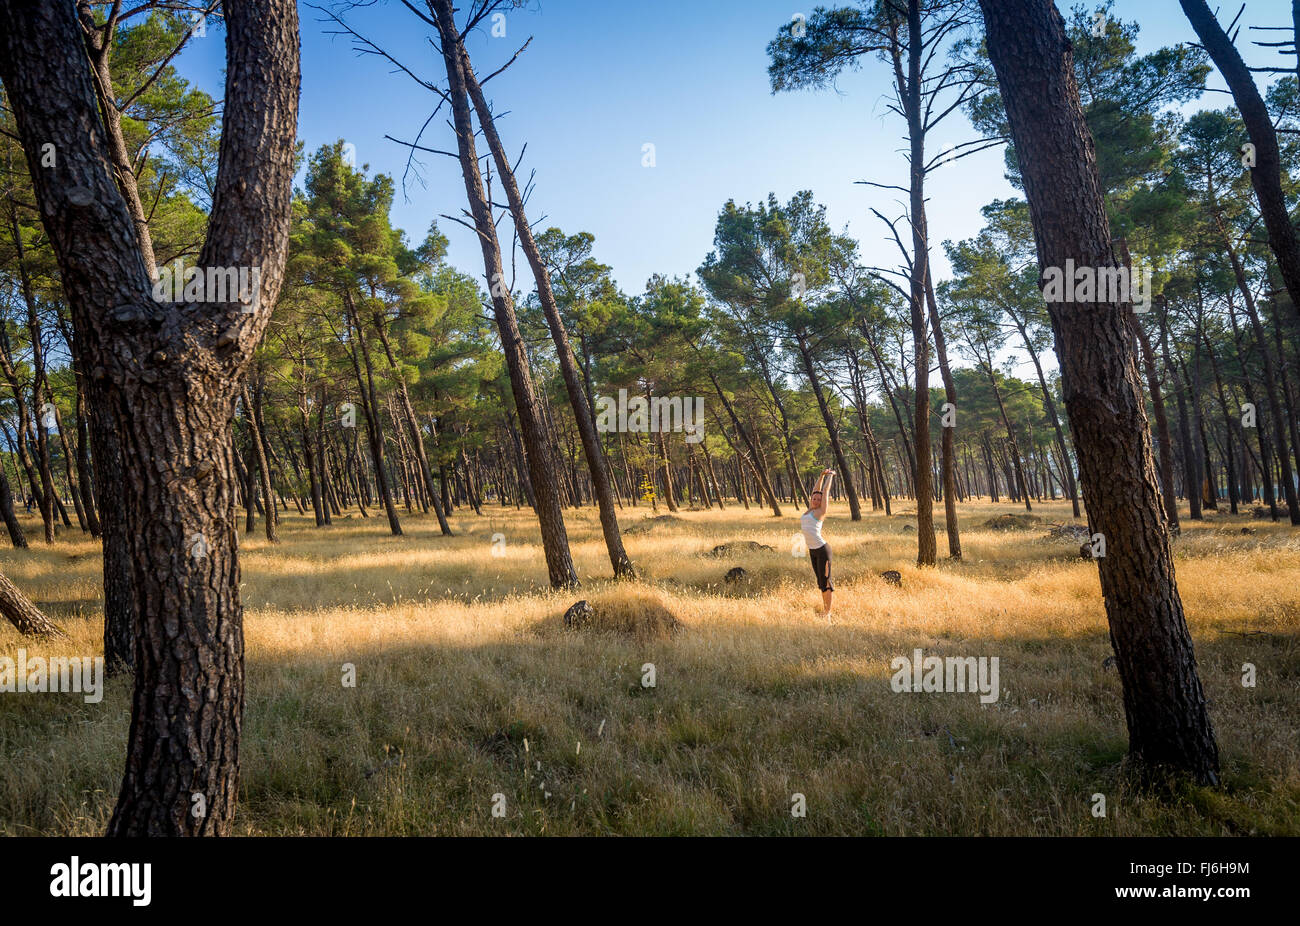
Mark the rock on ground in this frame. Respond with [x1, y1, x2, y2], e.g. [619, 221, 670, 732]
[985, 513, 1043, 531]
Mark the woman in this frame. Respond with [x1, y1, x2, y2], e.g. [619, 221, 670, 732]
[800, 469, 835, 618]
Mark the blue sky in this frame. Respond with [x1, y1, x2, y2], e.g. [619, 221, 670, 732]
[173, 0, 1286, 299]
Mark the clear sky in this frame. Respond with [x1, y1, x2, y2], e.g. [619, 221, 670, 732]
[171, 0, 1287, 297]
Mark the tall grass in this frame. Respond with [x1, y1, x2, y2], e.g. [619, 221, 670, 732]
[1, 500, 1296, 835]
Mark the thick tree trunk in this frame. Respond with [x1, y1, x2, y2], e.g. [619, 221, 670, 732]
[0, 570, 66, 638]
[978, 0, 1219, 784]
[0, 0, 301, 832]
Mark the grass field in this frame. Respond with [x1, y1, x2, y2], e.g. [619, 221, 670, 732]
[1, 498, 1297, 836]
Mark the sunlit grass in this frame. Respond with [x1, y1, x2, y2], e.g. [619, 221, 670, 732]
[1, 499, 1296, 835]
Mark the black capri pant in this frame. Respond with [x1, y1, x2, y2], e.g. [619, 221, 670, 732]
[809, 543, 833, 592]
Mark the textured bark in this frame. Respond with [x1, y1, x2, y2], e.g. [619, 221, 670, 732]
[0, 0, 300, 833]
[76, 0, 158, 279]
[978, 0, 1220, 783]
[90, 388, 135, 676]
[432, 0, 576, 588]
[0, 570, 66, 638]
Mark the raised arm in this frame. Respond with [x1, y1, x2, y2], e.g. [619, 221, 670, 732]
[814, 469, 835, 518]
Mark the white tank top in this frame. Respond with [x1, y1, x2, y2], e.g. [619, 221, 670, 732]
[800, 510, 825, 550]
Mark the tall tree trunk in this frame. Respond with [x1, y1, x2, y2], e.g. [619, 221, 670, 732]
[1181, 0, 1300, 325]
[369, 319, 452, 536]
[795, 332, 861, 519]
[432, 0, 576, 588]
[899, 0, 936, 566]
[978, 0, 1219, 784]
[1214, 208, 1300, 523]
[458, 51, 632, 576]
[1008, 307, 1081, 518]
[242, 384, 279, 542]
[1227, 296, 1279, 519]
[1162, 328, 1202, 520]
[0, 0, 301, 832]
[71, 361, 102, 536]
[1134, 313, 1181, 531]
[343, 296, 402, 535]
[924, 263, 962, 555]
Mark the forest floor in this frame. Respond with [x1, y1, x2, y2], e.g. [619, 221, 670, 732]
[1, 498, 1297, 835]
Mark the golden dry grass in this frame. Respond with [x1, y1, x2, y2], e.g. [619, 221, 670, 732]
[1, 498, 1297, 835]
